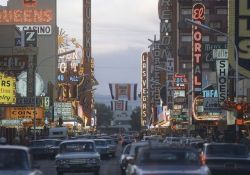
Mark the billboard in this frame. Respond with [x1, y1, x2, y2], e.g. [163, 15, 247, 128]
[109, 83, 137, 101]
[0, 72, 16, 104]
[4, 107, 44, 119]
[228, 0, 250, 78]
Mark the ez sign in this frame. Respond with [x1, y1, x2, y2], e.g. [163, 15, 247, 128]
[24, 30, 37, 47]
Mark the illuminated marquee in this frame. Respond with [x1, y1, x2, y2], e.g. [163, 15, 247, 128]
[0, 9, 53, 24]
[4, 107, 44, 119]
[192, 3, 205, 101]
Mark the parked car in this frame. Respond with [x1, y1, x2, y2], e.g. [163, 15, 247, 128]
[201, 143, 250, 175]
[94, 139, 111, 159]
[0, 145, 43, 175]
[55, 139, 101, 175]
[128, 145, 211, 175]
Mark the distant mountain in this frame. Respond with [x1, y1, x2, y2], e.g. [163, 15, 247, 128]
[94, 93, 112, 106]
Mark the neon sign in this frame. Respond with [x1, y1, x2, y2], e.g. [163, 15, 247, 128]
[0, 9, 53, 24]
[192, 3, 205, 98]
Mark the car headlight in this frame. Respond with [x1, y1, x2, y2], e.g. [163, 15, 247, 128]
[56, 159, 69, 166]
[87, 158, 97, 163]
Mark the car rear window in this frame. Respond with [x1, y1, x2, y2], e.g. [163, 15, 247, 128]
[138, 149, 199, 165]
[61, 142, 94, 153]
[206, 144, 248, 156]
[0, 149, 29, 170]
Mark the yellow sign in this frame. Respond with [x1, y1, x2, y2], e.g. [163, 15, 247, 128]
[0, 73, 16, 104]
[4, 107, 44, 120]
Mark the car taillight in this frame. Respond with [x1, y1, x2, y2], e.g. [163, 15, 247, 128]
[200, 154, 206, 165]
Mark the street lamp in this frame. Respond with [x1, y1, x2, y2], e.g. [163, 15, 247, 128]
[184, 18, 239, 99]
[33, 49, 75, 140]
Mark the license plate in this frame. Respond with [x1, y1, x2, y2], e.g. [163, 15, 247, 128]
[70, 159, 86, 164]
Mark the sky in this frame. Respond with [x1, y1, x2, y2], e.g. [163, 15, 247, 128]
[57, 0, 159, 96]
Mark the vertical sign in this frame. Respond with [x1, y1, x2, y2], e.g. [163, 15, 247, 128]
[192, 2, 205, 119]
[158, 0, 173, 109]
[166, 57, 174, 109]
[228, 0, 250, 79]
[83, 0, 92, 126]
[152, 41, 161, 105]
[214, 49, 228, 103]
[141, 52, 149, 126]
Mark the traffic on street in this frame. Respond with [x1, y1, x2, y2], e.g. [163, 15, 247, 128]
[1, 0, 250, 175]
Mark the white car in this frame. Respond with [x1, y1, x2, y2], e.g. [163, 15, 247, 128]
[0, 145, 43, 175]
[55, 139, 101, 175]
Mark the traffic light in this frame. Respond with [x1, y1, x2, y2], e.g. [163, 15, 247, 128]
[235, 103, 247, 119]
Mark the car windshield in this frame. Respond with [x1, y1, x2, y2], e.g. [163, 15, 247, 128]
[0, 149, 29, 170]
[106, 139, 115, 145]
[137, 149, 199, 165]
[31, 140, 45, 146]
[95, 140, 107, 146]
[44, 139, 57, 146]
[60, 142, 94, 153]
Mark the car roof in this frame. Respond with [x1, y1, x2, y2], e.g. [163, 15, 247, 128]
[94, 138, 108, 142]
[204, 142, 246, 146]
[0, 145, 29, 152]
[60, 139, 95, 144]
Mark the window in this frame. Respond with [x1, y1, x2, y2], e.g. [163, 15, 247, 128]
[182, 63, 192, 69]
[205, 9, 210, 15]
[217, 9, 227, 15]
[217, 36, 227, 42]
[209, 21, 221, 29]
[202, 36, 210, 42]
[181, 9, 191, 15]
[181, 36, 192, 42]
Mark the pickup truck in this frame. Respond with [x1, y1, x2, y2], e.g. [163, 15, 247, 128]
[201, 143, 250, 175]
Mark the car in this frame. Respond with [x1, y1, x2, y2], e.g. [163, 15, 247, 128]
[141, 135, 163, 142]
[29, 139, 50, 159]
[121, 141, 149, 175]
[122, 135, 135, 146]
[163, 136, 184, 145]
[29, 139, 62, 159]
[98, 136, 117, 157]
[55, 139, 101, 175]
[128, 145, 211, 175]
[0, 145, 43, 175]
[94, 139, 111, 159]
[119, 143, 131, 174]
[48, 139, 62, 159]
[201, 143, 250, 175]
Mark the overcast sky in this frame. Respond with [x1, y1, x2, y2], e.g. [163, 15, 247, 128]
[57, 0, 159, 96]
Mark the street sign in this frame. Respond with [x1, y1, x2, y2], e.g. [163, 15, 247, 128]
[44, 97, 50, 109]
[24, 30, 37, 47]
